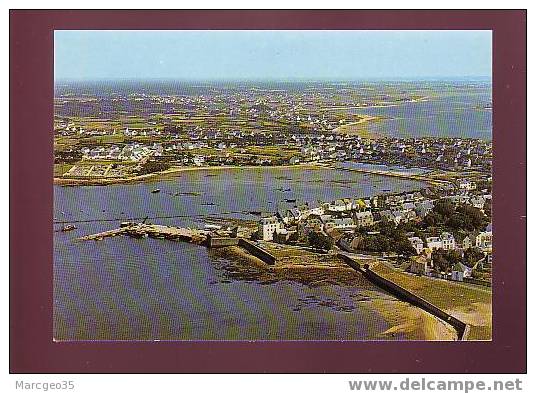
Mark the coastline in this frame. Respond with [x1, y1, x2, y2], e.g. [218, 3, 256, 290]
[53, 161, 440, 187]
[331, 165, 444, 186]
[370, 298, 457, 340]
[332, 115, 382, 138]
[211, 245, 457, 341]
[53, 162, 329, 186]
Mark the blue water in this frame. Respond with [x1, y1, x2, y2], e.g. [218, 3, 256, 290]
[351, 83, 492, 140]
[54, 167, 426, 341]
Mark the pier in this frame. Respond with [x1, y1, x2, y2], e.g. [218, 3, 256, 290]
[76, 222, 208, 243]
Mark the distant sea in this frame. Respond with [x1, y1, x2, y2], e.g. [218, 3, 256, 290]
[54, 79, 492, 140]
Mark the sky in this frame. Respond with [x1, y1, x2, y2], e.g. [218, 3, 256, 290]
[54, 30, 492, 81]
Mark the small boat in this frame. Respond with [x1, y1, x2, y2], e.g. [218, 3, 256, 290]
[61, 224, 77, 232]
[205, 224, 222, 230]
[151, 189, 161, 194]
[285, 199, 297, 203]
[249, 211, 262, 216]
[201, 202, 215, 206]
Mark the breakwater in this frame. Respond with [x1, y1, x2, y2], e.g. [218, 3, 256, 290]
[79, 223, 277, 266]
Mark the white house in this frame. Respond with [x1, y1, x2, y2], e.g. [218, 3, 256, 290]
[441, 232, 456, 250]
[414, 200, 434, 218]
[471, 196, 485, 210]
[354, 211, 374, 227]
[409, 255, 429, 275]
[332, 217, 355, 230]
[259, 216, 282, 241]
[476, 231, 493, 250]
[408, 237, 424, 254]
[298, 203, 325, 219]
[462, 235, 476, 250]
[459, 179, 476, 191]
[426, 236, 442, 250]
[451, 262, 471, 282]
[327, 198, 353, 212]
[193, 155, 205, 166]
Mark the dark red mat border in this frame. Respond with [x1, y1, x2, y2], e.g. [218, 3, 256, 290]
[10, 9, 526, 373]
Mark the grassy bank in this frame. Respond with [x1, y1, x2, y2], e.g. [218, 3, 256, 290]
[369, 262, 492, 340]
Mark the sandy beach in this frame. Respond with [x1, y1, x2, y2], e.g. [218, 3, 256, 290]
[332, 115, 382, 137]
[372, 299, 458, 341]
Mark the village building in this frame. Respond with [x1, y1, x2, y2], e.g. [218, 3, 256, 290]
[441, 232, 456, 250]
[414, 200, 434, 218]
[332, 217, 355, 230]
[451, 262, 471, 282]
[408, 236, 424, 254]
[458, 179, 476, 191]
[259, 215, 283, 241]
[471, 196, 485, 210]
[462, 234, 477, 249]
[326, 198, 353, 212]
[476, 230, 493, 250]
[409, 255, 430, 275]
[353, 211, 374, 227]
[426, 236, 442, 250]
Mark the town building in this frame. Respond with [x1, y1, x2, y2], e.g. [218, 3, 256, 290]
[409, 255, 429, 275]
[441, 232, 456, 250]
[259, 215, 282, 241]
[476, 230, 493, 250]
[408, 237, 424, 254]
[426, 236, 442, 250]
[462, 234, 476, 249]
[353, 211, 374, 227]
[451, 262, 471, 282]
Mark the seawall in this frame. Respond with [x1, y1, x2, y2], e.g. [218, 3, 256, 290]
[207, 236, 240, 248]
[207, 237, 276, 265]
[238, 239, 277, 265]
[338, 254, 469, 340]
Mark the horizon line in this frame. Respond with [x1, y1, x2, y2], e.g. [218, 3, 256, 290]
[54, 76, 492, 83]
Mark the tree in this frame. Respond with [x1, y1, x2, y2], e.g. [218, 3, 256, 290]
[433, 199, 456, 218]
[432, 250, 449, 272]
[394, 238, 417, 257]
[307, 231, 333, 251]
[484, 199, 492, 218]
[464, 247, 484, 265]
[432, 249, 463, 271]
[446, 214, 465, 230]
[424, 211, 442, 227]
[137, 160, 171, 175]
[455, 204, 487, 231]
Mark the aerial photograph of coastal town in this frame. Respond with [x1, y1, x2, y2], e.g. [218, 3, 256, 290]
[53, 30, 492, 341]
